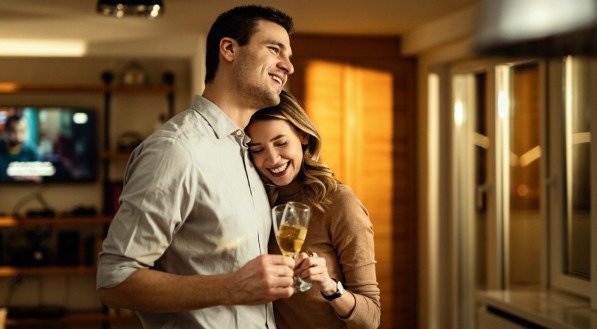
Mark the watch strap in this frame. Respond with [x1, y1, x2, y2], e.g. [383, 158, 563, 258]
[321, 278, 343, 301]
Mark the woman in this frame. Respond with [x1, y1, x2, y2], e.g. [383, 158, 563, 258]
[246, 90, 380, 328]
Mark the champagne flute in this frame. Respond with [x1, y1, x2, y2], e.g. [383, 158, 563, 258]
[272, 201, 312, 292]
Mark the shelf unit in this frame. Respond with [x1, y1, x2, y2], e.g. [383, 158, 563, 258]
[0, 216, 109, 275]
[0, 74, 176, 212]
[4, 310, 138, 327]
[0, 216, 110, 228]
[0, 74, 175, 328]
[0, 82, 174, 95]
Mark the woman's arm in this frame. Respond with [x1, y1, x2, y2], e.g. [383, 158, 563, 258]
[295, 186, 381, 328]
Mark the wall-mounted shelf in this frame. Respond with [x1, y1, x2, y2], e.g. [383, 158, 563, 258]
[0, 83, 102, 93]
[0, 82, 174, 95]
[0, 72, 175, 328]
[0, 266, 97, 277]
[4, 310, 138, 327]
[0, 216, 111, 228]
[99, 151, 131, 161]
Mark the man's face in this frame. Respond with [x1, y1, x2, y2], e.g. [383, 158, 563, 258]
[7, 119, 27, 148]
[232, 20, 294, 109]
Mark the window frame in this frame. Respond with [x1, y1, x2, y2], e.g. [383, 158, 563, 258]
[548, 56, 592, 298]
[448, 57, 596, 306]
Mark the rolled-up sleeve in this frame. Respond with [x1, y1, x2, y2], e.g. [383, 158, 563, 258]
[97, 137, 193, 289]
[96, 99, 275, 328]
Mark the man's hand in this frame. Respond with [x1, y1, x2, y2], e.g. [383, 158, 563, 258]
[228, 254, 295, 305]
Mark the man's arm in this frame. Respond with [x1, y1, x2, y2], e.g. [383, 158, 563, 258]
[98, 254, 295, 312]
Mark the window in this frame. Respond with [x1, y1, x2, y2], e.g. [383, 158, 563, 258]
[506, 62, 542, 290]
[444, 56, 597, 327]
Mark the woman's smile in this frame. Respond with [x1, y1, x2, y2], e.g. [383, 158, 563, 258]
[269, 161, 290, 175]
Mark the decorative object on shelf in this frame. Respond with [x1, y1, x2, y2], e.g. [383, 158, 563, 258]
[162, 71, 176, 118]
[101, 71, 114, 86]
[116, 131, 143, 152]
[96, 0, 164, 19]
[11, 191, 55, 219]
[7, 228, 52, 267]
[69, 205, 97, 217]
[7, 305, 67, 320]
[154, 112, 167, 131]
[162, 71, 174, 85]
[119, 60, 150, 86]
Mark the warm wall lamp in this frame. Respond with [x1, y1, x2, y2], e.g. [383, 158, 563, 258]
[97, 0, 164, 19]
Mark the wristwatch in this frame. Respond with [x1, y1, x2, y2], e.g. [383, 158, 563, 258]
[321, 278, 344, 301]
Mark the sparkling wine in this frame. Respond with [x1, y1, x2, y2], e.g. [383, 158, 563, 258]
[272, 201, 312, 292]
[276, 223, 308, 257]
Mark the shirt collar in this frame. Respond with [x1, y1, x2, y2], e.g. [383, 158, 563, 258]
[190, 96, 245, 141]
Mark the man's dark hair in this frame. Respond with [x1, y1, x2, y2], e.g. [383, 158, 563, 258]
[5, 114, 24, 131]
[204, 5, 294, 84]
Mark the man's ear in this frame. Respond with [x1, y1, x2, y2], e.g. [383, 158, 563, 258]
[220, 37, 237, 63]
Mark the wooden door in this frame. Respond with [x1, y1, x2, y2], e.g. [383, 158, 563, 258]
[288, 35, 417, 329]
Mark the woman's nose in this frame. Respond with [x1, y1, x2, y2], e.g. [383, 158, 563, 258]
[265, 148, 280, 163]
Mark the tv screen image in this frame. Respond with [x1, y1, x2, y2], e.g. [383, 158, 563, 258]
[0, 106, 97, 184]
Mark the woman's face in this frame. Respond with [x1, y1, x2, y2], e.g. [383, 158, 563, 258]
[246, 119, 307, 187]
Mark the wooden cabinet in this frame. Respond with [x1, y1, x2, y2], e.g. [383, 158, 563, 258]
[0, 215, 140, 327]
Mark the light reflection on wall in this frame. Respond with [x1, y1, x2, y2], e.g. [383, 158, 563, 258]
[0, 39, 86, 57]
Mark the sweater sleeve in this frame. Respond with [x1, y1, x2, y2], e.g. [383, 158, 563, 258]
[329, 186, 381, 329]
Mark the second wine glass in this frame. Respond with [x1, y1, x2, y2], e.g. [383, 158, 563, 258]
[272, 201, 312, 292]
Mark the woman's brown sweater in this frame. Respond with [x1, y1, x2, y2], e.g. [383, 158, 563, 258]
[270, 182, 381, 329]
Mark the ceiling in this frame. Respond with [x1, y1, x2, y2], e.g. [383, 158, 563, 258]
[0, 0, 478, 58]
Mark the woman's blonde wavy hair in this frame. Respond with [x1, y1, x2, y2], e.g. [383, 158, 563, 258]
[248, 90, 339, 212]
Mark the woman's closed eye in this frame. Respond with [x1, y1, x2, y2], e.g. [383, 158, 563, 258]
[249, 146, 263, 154]
[248, 138, 287, 154]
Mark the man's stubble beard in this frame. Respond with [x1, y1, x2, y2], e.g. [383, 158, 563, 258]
[232, 58, 281, 109]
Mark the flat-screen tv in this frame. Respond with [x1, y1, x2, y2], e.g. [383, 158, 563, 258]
[0, 106, 98, 184]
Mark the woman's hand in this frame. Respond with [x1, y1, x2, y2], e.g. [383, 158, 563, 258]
[295, 250, 357, 319]
[294, 250, 337, 294]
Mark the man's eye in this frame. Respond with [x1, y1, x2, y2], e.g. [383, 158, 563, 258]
[269, 47, 280, 54]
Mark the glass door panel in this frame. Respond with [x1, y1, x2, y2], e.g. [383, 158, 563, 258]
[508, 63, 542, 289]
[474, 73, 489, 291]
[564, 57, 591, 279]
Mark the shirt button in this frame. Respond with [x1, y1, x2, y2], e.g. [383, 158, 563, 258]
[236, 130, 243, 136]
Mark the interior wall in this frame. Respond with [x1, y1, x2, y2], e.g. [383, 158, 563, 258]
[403, 4, 480, 328]
[288, 34, 418, 329]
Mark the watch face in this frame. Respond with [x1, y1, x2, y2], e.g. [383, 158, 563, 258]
[337, 281, 344, 294]
[321, 279, 344, 301]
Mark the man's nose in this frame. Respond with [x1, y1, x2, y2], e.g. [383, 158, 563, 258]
[279, 56, 294, 75]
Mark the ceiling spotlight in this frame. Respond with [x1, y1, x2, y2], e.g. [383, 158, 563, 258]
[97, 0, 164, 19]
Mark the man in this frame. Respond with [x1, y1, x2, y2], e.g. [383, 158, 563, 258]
[97, 5, 295, 328]
[0, 113, 40, 182]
